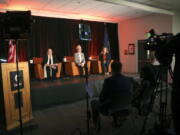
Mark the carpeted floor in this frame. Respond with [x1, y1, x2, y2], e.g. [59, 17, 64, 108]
[11, 97, 173, 135]
[15, 100, 144, 135]
[1, 74, 175, 135]
[2, 98, 175, 135]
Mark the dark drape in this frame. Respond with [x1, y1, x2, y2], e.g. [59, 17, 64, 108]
[107, 23, 119, 60]
[0, 15, 119, 61]
[28, 17, 78, 60]
[28, 16, 106, 61]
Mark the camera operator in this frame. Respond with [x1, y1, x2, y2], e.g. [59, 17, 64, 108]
[135, 66, 156, 115]
[156, 33, 180, 135]
[138, 66, 155, 114]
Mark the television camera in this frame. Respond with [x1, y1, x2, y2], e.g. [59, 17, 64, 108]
[144, 29, 174, 66]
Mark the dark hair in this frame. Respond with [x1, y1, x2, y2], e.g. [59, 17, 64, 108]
[100, 47, 109, 54]
[111, 61, 122, 74]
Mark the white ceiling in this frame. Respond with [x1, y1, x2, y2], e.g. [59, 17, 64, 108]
[0, 0, 179, 22]
[127, 0, 180, 11]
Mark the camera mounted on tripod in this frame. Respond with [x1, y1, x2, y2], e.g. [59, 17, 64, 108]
[144, 29, 173, 67]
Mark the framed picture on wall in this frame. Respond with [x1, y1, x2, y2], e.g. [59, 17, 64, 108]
[128, 43, 135, 55]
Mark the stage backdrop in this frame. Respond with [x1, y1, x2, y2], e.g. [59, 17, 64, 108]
[0, 15, 119, 61]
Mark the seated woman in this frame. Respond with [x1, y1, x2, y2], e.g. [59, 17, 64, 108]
[99, 47, 111, 75]
[43, 48, 59, 80]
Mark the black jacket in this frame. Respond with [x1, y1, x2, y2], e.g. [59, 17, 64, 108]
[99, 74, 131, 104]
[43, 55, 59, 66]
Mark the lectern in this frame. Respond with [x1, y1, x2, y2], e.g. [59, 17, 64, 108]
[0, 62, 32, 131]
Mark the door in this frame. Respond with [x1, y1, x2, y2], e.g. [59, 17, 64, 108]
[138, 40, 151, 73]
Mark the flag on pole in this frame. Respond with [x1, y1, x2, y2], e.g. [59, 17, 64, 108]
[8, 40, 16, 63]
[103, 23, 111, 52]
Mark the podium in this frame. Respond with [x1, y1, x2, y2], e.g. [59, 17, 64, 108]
[0, 62, 32, 131]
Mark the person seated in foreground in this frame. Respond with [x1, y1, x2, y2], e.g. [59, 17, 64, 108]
[99, 47, 111, 76]
[91, 61, 132, 127]
[43, 48, 59, 80]
[74, 44, 85, 75]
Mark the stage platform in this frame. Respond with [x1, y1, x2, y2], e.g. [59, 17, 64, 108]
[30, 75, 106, 110]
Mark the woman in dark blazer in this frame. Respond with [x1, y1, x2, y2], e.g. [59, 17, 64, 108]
[99, 47, 111, 75]
[43, 48, 59, 80]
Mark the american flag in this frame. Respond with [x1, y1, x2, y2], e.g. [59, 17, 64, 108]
[8, 40, 16, 63]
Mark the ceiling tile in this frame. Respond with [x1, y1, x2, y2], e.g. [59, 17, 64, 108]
[1, 0, 176, 22]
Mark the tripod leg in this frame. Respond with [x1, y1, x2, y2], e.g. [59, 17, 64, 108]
[139, 66, 162, 135]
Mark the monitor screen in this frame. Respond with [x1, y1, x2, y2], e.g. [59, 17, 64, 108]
[79, 24, 91, 41]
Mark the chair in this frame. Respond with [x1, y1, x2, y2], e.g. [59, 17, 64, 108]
[108, 60, 114, 73]
[33, 57, 62, 79]
[94, 93, 133, 131]
[90, 56, 114, 74]
[33, 57, 44, 80]
[64, 56, 80, 76]
[90, 56, 102, 74]
[64, 56, 91, 76]
[56, 63, 62, 78]
[108, 93, 132, 128]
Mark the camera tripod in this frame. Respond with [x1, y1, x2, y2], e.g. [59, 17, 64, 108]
[82, 39, 94, 135]
[139, 65, 174, 135]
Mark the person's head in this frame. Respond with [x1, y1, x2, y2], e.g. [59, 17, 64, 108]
[102, 47, 108, 54]
[76, 45, 82, 53]
[111, 61, 122, 75]
[47, 48, 53, 56]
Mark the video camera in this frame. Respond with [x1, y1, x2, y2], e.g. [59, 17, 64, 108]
[144, 29, 174, 66]
[144, 29, 173, 51]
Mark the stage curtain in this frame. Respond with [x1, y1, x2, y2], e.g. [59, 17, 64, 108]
[0, 15, 119, 62]
[28, 16, 106, 61]
[107, 23, 119, 60]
